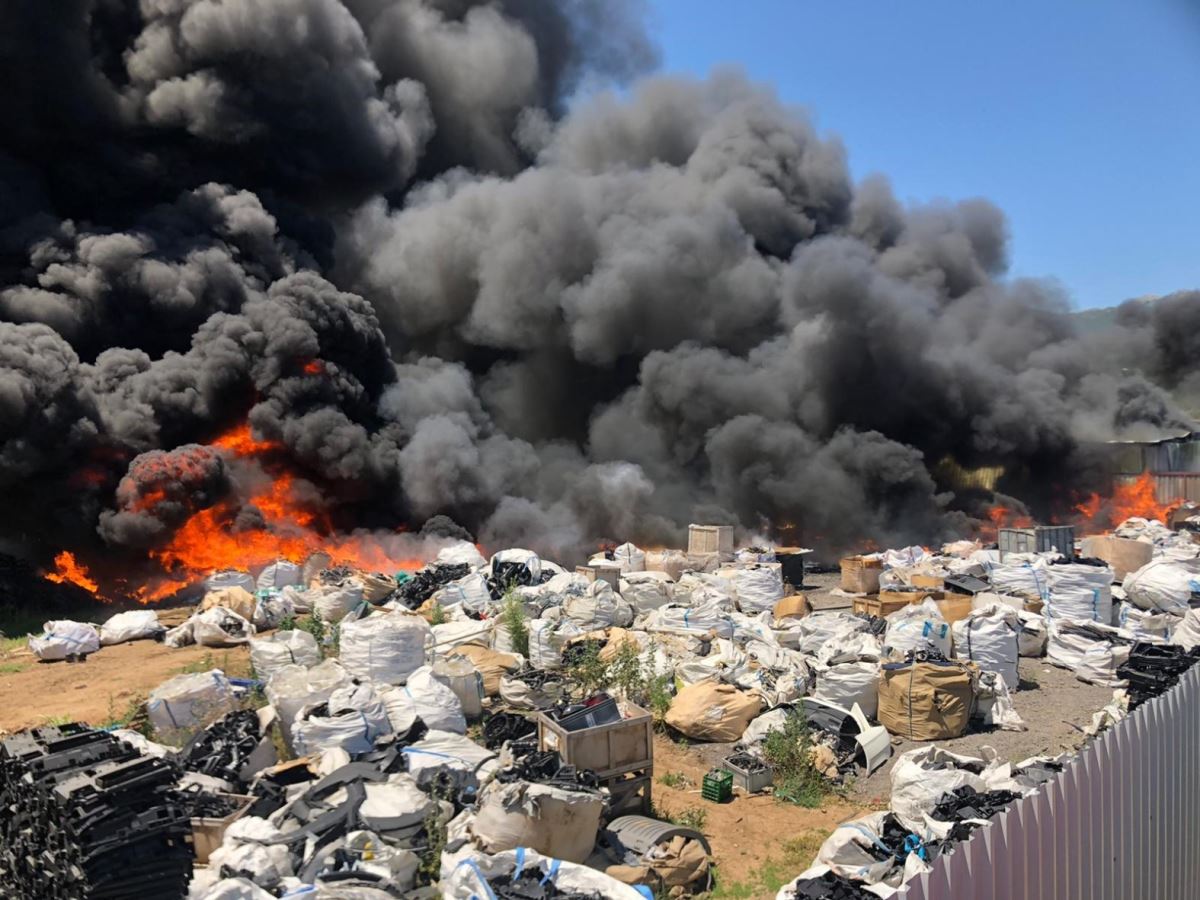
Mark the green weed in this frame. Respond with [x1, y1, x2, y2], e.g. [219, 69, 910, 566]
[762, 708, 830, 809]
[500, 588, 530, 657]
[657, 770, 692, 789]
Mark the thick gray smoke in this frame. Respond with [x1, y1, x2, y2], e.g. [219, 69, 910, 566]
[0, 1, 1193, 585]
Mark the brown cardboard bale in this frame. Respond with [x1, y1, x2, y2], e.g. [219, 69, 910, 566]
[1079, 535, 1154, 581]
[199, 586, 257, 621]
[840, 556, 883, 593]
[879, 590, 943, 605]
[773, 595, 809, 620]
[936, 595, 973, 625]
[447, 644, 521, 696]
[664, 681, 762, 742]
[911, 574, 945, 590]
[878, 660, 976, 741]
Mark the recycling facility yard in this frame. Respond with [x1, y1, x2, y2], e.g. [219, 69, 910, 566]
[2, 511, 1200, 899]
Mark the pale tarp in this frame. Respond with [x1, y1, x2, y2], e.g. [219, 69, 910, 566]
[256, 561, 302, 591]
[1046, 620, 1132, 687]
[619, 571, 676, 613]
[265, 659, 352, 750]
[436, 540, 487, 569]
[29, 619, 100, 660]
[664, 680, 762, 742]
[99, 610, 164, 646]
[469, 779, 604, 862]
[148, 669, 236, 738]
[1045, 563, 1114, 623]
[192, 607, 257, 647]
[339, 613, 430, 685]
[1123, 558, 1200, 613]
[249, 630, 321, 679]
[293, 683, 392, 757]
[951, 604, 1020, 690]
[883, 597, 951, 658]
[441, 848, 644, 900]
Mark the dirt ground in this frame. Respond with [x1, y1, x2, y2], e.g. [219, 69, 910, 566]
[0, 607, 252, 733]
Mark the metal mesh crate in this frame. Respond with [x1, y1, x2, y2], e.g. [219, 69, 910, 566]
[999, 525, 1075, 559]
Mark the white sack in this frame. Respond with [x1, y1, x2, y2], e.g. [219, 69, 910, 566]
[148, 669, 235, 737]
[29, 619, 100, 661]
[1115, 602, 1176, 642]
[491, 549, 542, 582]
[952, 604, 1020, 690]
[192, 607, 256, 647]
[619, 571, 675, 613]
[792, 613, 868, 656]
[1046, 563, 1114, 623]
[986, 559, 1051, 601]
[528, 618, 582, 670]
[312, 584, 365, 623]
[890, 746, 993, 831]
[1169, 608, 1200, 650]
[1016, 610, 1048, 657]
[266, 659, 351, 750]
[812, 661, 879, 718]
[207, 817, 293, 889]
[815, 811, 932, 888]
[442, 848, 643, 900]
[256, 561, 302, 591]
[339, 613, 430, 684]
[1046, 621, 1131, 687]
[404, 665, 467, 733]
[250, 630, 321, 679]
[883, 598, 951, 658]
[293, 683, 391, 756]
[99, 610, 163, 646]
[432, 619, 493, 651]
[469, 780, 604, 863]
[433, 572, 493, 616]
[562, 581, 628, 629]
[206, 570, 257, 595]
[612, 542, 646, 573]
[729, 564, 785, 614]
[436, 541, 487, 570]
[198, 878, 276, 900]
[403, 730, 497, 790]
[1123, 559, 1200, 613]
[642, 603, 734, 640]
[164, 620, 195, 648]
[645, 549, 688, 581]
[252, 593, 296, 630]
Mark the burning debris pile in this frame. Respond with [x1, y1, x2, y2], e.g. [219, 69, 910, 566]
[1, 1, 1197, 606]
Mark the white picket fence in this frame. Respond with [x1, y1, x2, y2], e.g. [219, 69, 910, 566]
[900, 664, 1200, 900]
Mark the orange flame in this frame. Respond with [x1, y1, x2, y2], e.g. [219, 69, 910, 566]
[44, 551, 101, 595]
[302, 359, 323, 375]
[1073, 472, 1181, 532]
[980, 505, 1034, 541]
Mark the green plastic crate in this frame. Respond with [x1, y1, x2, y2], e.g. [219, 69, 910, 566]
[701, 769, 733, 803]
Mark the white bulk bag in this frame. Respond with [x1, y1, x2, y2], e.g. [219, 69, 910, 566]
[99, 610, 163, 646]
[528, 618, 582, 670]
[812, 661, 879, 717]
[730, 564, 784, 614]
[491, 549, 542, 582]
[205, 570, 257, 595]
[645, 549, 688, 581]
[192, 607, 256, 646]
[1123, 559, 1200, 613]
[404, 665, 467, 733]
[619, 571, 675, 613]
[29, 620, 101, 661]
[266, 659, 351, 750]
[198, 877, 275, 899]
[1016, 610, 1048, 657]
[339, 613, 430, 685]
[793, 613, 868, 655]
[986, 559, 1051, 601]
[563, 581, 629, 629]
[436, 541, 487, 569]
[207, 817, 294, 889]
[293, 683, 392, 756]
[890, 746, 993, 831]
[469, 780, 605, 863]
[432, 619, 493, 652]
[360, 773, 437, 836]
[442, 848, 645, 900]
[612, 542, 646, 573]
[1046, 563, 1114, 623]
[1046, 621, 1130, 686]
[256, 561, 302, 591]
[1170, 608, 1200, 651]
[252, 592, 296, 630]
[642, 602, 734, 640]
[433, 572, 493, 616]
[312, 584, 365, 623]
[249, 630, 321, 679]
[952, 604, 1021, 690]
[814, 811, 932, 888]
[676, 573, 737, 611]
[148, 669, 235, 737]
[883, 597, 951, 658]
[1115, 602, 1175, 642]
[403, 730, 498, 790]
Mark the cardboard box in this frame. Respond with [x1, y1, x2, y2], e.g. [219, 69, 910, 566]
[840, 556, 883, 593]
[1079, 535, 1153, 581]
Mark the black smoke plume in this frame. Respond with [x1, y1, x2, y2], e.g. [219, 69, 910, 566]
[0, 1, 1193, 586]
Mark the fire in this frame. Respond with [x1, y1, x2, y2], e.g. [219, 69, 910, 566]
[302, 359, 323, 375]
[1073, 472, 1181, 532]
[980, 505, 1034, 540]
[43, 551, 101, 596]
[211, 422, 282, 455]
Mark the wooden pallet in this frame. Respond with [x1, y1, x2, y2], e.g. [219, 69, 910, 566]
[600, 767, 653, 817]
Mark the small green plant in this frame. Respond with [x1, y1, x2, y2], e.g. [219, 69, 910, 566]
[500, 588, 529, 657]
[564, 641, 609, 698]
[178, 651, 217, 675]
[608, 638, 647, 700]
[42, 714, 73, 727]
[278, 612, 297, 632]
[429, 602, 448, 626]
[762, 708, 828, 809]
[0, 662, 28, 675]
[299, 611, 328, 648]
[646, 674, 674, 729]
[657, 770, 691, 789]
[100, 693, 149, 734]
[652, 800, 707, 832]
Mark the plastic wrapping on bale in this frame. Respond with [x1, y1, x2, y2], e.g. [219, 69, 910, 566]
[99, 609, 164, 645]
[29, 619, 101, 660]
[339, 613, 430, 684]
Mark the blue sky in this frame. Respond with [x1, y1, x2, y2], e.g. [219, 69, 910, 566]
[648, 0, 1200, 309]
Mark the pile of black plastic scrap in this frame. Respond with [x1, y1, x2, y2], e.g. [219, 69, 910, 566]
[1116, 642, 1200, 709]
[929, 785, 1021, 844]
[494, 746, 599, 791]
[0, 723, 192, 899]
[784, 871, 886, 899]
[488, 869, 604, 899]
[394, 562, 470, 610]
[482, 711, 537, 749]
[178, 708, 263, 787]
[488, 559, 548, 599]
